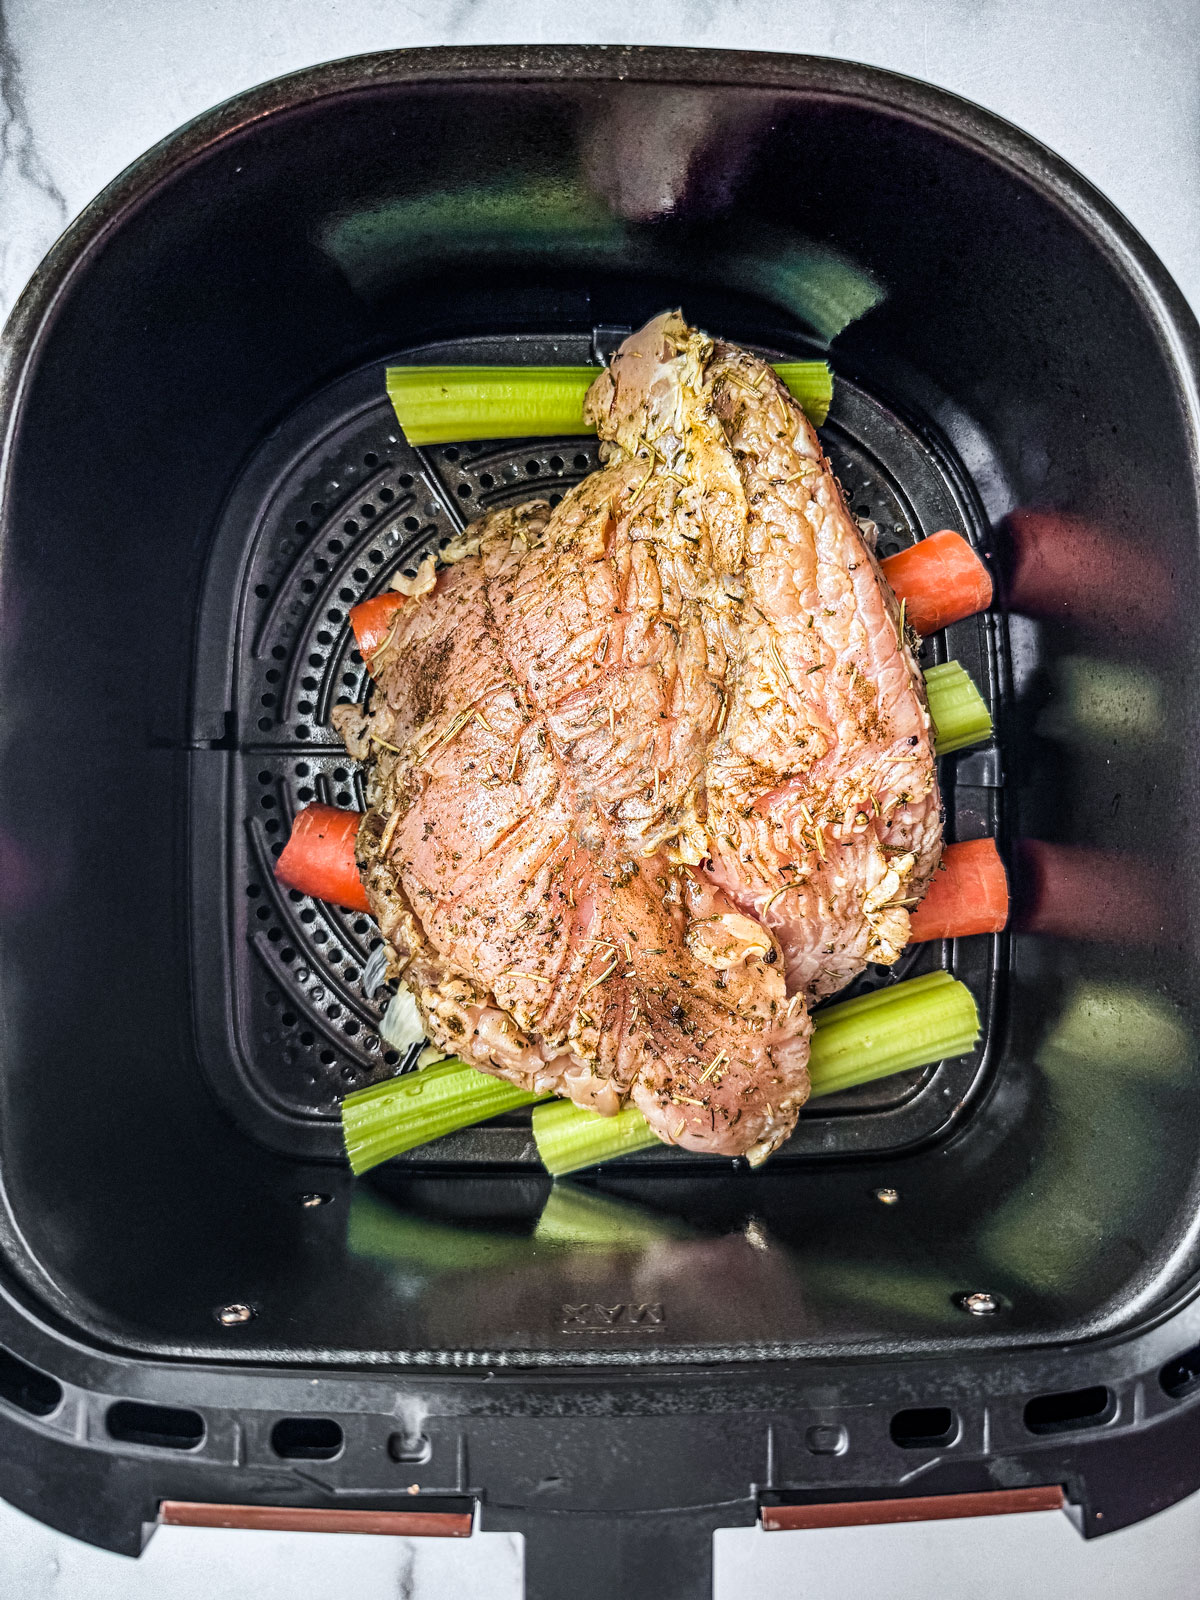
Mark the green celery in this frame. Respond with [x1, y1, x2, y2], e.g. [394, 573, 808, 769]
[386, 359, 833, 446]
[342, 1058, 549, 1176]
[924, 660, 993, 755]
[771, 361, 833, 425]
[387, 367, 595, 446]
[531, 971, 980, 1176]
[531, 1100, 661, 1180]
[808, 969, 980, 1097]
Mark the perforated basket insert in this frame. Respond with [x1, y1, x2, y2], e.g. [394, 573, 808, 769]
[191, 335, 1001, 1164]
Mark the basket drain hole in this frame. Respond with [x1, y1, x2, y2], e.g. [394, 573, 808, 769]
[1023, 1385, 1114, 1436]
[271, 1416, 344, 1460]
[0, 1346, 63, 1418]
[107, 1400, 204, 1450]
[889, 1406, 957, 1449]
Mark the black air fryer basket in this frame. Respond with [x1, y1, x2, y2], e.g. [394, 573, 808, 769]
[2, 47, 1200, 1599]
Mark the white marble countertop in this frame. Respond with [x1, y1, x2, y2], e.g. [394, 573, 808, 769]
[1, 3, 1197, 1596]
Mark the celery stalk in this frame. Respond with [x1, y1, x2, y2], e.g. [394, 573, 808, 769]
[531, 1101, 661, 1179]
[771, 361, 833, 425]
[345, 968, 979, 1178]
[924, 660, 993, 755]
[342, 1058, 548, 1176]
[808, 970, 980, 1097]
[386, 359, 833, 445]
[387, 367, 596, 446]
[531, 970, 980, 1176]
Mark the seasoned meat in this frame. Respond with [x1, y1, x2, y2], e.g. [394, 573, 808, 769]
[334, 312, 941, 1161]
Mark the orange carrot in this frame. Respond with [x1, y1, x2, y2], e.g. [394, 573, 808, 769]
[275, 804, 369, 912]
[880, 530, 993, 635]
[349, 593, 406, 667]
[909, 838, 1008, 942]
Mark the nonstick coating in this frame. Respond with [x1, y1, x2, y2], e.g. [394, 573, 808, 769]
[2, 40, 1198, 1357]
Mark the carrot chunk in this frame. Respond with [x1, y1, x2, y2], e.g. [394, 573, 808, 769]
[349, 593, 406, 667]
[880, 530, 993, 635]
[275, 804, 369, 912]
[909, 838, 1008, 942]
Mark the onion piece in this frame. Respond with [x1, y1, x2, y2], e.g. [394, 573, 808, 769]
[378, 985, 427, 1055]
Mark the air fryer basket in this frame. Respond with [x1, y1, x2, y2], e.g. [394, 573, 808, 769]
[191, 340, 993, 1162]
[2, 46, 1200, 1599]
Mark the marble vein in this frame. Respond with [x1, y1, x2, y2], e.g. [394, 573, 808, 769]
[0, 0, 67, 325]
